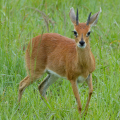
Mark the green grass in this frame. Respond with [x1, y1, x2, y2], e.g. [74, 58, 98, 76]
[0, 0, 120, 119]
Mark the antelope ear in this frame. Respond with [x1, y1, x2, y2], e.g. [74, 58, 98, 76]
[69, 7, 78, 25]
[86, 7, 102, 26]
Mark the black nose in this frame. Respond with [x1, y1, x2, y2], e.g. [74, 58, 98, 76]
[79, 41, 85, 46]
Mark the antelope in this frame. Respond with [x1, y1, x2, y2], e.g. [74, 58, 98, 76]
[18, 7, 101, 116]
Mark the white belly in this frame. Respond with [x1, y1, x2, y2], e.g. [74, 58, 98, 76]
[77, 76, 86, 83]
[46, 69, 89, 83]
[46, 69, 66, 79]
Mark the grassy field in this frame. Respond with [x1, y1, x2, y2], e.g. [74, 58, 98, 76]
[0, 0, 120, 119]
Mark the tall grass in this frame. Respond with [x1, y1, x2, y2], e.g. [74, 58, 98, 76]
[0, 0, 120, 119]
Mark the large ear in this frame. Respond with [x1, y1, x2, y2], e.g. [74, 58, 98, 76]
[69, 7, 79, 25]
[86, 7, 102, 26]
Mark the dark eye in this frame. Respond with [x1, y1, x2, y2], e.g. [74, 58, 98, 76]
[86, 31, 91, 37]
[72, 31, 78, 37]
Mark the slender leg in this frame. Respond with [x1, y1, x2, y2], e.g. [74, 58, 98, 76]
[82, 73, 93, 115]
[18, 76, 30, 102]
[70, 80, 82, 116]
[18, 73, 41, 103]
[38, 73, 59, 99]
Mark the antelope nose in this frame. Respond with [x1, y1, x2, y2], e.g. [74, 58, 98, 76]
[79, 41, 85, 46]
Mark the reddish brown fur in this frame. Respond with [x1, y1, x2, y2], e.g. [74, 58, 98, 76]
[26, 31, 95, 80]
[18, 8, 101, 117]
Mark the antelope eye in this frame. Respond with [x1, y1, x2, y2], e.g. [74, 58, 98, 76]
[72, 31, 78, 37]
[86, 31, 91, 37]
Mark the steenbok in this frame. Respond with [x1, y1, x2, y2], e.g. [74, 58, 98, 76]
[18, 7, 101, 116]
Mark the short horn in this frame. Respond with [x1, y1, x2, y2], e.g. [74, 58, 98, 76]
[86, 12, 92, 25]
[76, 8, 79, 25]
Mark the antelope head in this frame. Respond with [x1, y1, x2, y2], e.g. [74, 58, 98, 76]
[69, 7, 102, 49]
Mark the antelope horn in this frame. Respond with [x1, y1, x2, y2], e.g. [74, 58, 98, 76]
[86, 12, 92, 25]
[76, 8, 79, 25]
